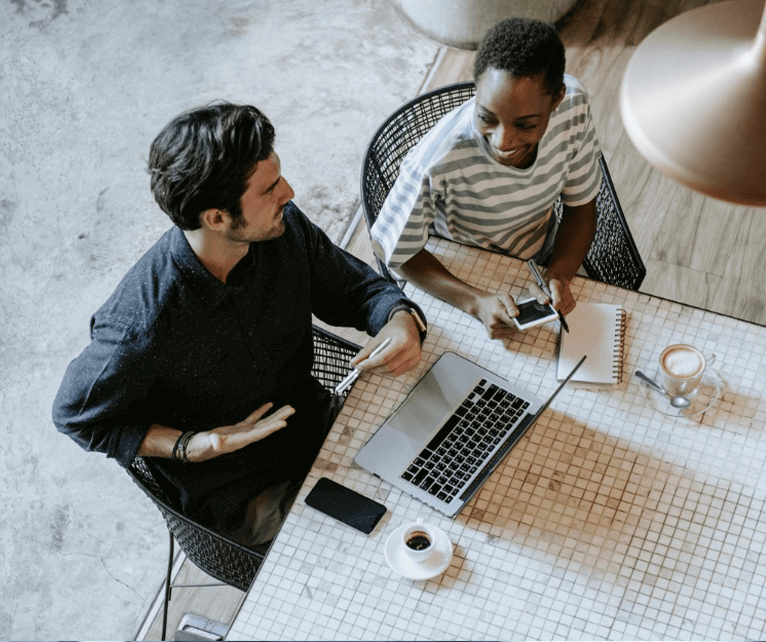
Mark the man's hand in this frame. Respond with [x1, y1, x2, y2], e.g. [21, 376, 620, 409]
[471, 291, 519, 340]
[138, 403, 295, 461]
[185, 403, 295, 462]
[349, 309, 422, 376]
[528, 271, 576, 316]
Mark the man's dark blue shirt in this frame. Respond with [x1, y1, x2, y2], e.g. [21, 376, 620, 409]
[52, 202, 422, 522]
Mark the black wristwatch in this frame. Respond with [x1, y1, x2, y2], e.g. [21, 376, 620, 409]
[388, 303, 427, 344]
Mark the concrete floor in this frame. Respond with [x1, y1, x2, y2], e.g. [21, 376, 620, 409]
[0, 1, 439, 639]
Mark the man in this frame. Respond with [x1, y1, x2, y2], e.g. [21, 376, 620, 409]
[52, 102, 426, 548]
[371, 18, 602, 339]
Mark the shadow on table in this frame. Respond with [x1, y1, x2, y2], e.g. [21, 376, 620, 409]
[455, 407, 765, 617]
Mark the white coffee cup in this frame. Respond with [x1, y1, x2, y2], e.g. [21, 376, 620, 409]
[401, 518, 437, 563]
[659, 343, 716, 399]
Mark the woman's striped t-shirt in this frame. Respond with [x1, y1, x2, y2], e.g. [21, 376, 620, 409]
[370, 75, 603, 270]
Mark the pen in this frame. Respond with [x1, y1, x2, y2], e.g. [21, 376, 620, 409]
[334, 337, 393, 395]
[526, 259, 570, 333]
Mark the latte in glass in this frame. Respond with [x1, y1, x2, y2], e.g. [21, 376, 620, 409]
[661, 345, 705, 378]
[659, 344, 713, 398]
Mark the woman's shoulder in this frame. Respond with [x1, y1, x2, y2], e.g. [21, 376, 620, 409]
[406, 98, 478, 168]
[562, 74, 591, 106]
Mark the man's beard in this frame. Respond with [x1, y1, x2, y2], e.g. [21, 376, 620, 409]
[227, 210, 286, 243]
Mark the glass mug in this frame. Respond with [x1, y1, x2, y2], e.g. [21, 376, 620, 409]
[659, 343, 716, 399]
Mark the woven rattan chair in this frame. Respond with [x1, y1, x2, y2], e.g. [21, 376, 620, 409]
[127, 325, 361, 640]
[361, 81, 646, 291]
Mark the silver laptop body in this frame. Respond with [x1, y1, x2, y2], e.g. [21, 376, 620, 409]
[354, 351, 584, 517]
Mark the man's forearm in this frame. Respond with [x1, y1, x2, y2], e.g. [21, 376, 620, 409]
[136, 424, 214, 462]
[137, 423, 183, 458]
[397, 249, 484, 317]
[135, 403, 295, 463]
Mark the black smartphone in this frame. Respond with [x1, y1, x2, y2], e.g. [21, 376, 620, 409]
[512, 297, 559, 330]
[305, 477, 387, 534]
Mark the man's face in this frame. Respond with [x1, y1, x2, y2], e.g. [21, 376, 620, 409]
[474, 68, 564, 168]
[227, 151, 295, 243]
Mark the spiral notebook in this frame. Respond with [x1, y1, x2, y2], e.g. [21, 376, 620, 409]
[556, 302, 626, 388]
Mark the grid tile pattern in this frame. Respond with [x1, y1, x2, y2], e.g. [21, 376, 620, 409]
[229, 238, 766, 641]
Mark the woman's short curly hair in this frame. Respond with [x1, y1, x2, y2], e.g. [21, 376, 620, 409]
[474, 18, 566, 96]
[148, 101, 275, 230]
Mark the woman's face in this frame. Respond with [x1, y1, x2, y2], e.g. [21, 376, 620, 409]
[474, 67, 564, 168]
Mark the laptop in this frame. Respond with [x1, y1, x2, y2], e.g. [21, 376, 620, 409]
[354, 351, 585, 517]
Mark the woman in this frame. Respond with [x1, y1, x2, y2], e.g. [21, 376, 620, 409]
[371, 17, 602, 339]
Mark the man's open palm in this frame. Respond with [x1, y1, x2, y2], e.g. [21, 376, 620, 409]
[190, 403, 295, 462]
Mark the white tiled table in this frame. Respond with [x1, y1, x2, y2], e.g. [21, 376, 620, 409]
[228, 238, 766, 641]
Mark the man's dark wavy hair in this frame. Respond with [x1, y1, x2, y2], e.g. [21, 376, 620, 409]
[473, 18, 566, 96]
[148, 101, 275, 230]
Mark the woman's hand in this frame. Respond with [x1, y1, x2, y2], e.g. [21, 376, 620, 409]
[528, 271, 576, 316]
[471, 291, 519, 339]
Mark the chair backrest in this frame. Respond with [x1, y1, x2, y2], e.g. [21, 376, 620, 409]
[361, 81, 646, 291]
[125, 325, 361, 591]
[310, 325, 362, 395]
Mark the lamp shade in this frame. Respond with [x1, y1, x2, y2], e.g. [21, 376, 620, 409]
[620, 0, 766, 206]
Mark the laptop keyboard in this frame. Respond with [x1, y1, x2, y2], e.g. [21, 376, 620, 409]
[401, 379, 530, 503]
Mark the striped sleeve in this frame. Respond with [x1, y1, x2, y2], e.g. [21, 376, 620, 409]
[560, 90, 602, 207]
[370, 155, 439, 270]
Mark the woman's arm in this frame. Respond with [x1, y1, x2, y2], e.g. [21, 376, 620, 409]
[531, 198, 597, 315]
[399, 248, 520, 339]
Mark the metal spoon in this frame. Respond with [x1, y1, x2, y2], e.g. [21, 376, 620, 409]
[634, 370, 691, 409]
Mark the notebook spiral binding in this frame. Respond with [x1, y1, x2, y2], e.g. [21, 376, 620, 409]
[613, 308, 627, 383]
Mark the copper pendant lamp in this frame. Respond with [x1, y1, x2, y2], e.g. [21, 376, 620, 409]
[620, 0, 766, 206]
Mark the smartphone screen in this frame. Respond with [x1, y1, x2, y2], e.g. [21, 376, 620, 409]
[305, 477, 387, 534]
[513, 297, 559, 330]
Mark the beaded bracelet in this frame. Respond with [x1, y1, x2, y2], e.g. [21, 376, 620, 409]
[171, 433, 184, 462]
[179, 431, 194, 463]
[172, 431, 195, 463]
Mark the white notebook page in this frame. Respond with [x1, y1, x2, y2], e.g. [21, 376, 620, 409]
[556, 302, 625, 386]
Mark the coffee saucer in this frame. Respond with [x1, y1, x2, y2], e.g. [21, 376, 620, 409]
[634, 368, 724, 417]
[384, 524, 453, 581]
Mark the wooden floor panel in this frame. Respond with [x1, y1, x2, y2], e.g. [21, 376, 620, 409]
[711, 209, 766, 323]
[141, 561, 246, 641]
[641, 258, 723, 313]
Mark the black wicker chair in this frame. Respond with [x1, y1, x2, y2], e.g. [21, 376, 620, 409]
[127, 325, 361, 640]
[361, 81, 646, 291]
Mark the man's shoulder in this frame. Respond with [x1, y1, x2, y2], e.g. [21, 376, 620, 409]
[280, 201, 311, 230]
[275, 201, 316, 248]
[94, 228, 182, 333]
[277, 201, 341, 253]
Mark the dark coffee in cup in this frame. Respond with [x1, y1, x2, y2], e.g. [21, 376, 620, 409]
[401, 520, 438, 562]
[406, 532, 432, 551]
